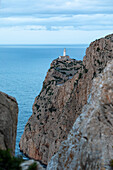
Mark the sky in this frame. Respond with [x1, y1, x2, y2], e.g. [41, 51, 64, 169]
[0, 0, 113, 44]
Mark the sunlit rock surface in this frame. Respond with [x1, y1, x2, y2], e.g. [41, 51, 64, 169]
[47, 60, 113, 170]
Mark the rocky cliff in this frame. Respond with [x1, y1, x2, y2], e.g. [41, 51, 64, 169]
[20, 33, 113, 165]
[0, 92, 18, 155]
[20, 58, 83, 164]
[47, 60, 113, 170]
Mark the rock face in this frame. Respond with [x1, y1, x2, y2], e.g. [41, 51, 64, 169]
[47, 60, 113, 170]
[20, 33, 113, 165]
[20, 58, 83, 164]
[0, 92, 18, 155]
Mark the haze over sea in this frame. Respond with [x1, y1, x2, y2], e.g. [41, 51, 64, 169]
[0, 44, 87, 157]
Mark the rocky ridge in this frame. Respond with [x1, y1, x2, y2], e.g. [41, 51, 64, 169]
[20, 34, 113, 165]
[47, 60, 113, 170]
[0, 92, 18, 155]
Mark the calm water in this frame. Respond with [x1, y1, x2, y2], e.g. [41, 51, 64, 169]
[0, 44, 88, 157]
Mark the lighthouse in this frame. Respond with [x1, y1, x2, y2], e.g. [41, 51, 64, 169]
[63, 48, 66, 56]
[59, 48, 70, 59]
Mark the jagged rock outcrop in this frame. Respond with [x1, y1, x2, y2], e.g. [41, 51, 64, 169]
[47, 60, 113, 170]
[20, 34, 113, 165]
[0, 92, 18, 155]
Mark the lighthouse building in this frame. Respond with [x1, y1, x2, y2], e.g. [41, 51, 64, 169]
[59, 48, 70, 59]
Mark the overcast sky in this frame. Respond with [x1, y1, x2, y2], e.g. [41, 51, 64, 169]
[0, 0, 113, 44]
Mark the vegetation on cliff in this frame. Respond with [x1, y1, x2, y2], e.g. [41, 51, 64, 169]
[0, 149, 23, 170]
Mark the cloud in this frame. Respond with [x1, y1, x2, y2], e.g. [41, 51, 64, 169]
[0, 27, 113, 44]
[0, 0, 113, 44]
[51, 26, 75, 31]
[0, 14, 113, 31]
[24, 25, 47, 31]
[1, 0, 113, 16]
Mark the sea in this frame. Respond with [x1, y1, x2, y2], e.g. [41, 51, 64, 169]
[0, 44, 88, 158]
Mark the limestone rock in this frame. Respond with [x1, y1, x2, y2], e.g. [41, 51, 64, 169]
[47, 60, 113, 170]
[20, 33, 113, 165]
[20, 58, 83, 164]
[0, 91, 18, 155]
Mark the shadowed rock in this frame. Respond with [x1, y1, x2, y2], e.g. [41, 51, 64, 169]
[0, 92, 18, 155]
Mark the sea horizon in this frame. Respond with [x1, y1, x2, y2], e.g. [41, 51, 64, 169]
[0, 44, 88, 49]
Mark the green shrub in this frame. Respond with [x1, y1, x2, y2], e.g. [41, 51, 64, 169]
[46, 85, 51, 94]
[49, 106, 57, 113]
[43, 82, 47, 89]
[97, 60, 102, 65]
[97, 47, 100, 52]
[48, 91, 54, 96]
[61, 71, 66, 74]
[98, 68, 103, 73]
[53, 76, 62, 80]
[93, 71, 96, 78]
[0, 149, 23, 170]
[37, 115, 40, 120]
[84, 68, 88, 73]
[34, 104, 40, 110]
[26, 123, 31, 131]
[109, 159, 113, 169]
[74, 80, 78, 87]
[28, 162, 37, 170]
[78, 73, 83, 79]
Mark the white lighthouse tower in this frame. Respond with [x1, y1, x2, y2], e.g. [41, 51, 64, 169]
[63, 48, 66, 56]
[59, 48, 70, 59]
